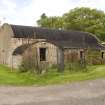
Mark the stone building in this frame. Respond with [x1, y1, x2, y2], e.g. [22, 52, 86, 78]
[0, 23, 105, 69]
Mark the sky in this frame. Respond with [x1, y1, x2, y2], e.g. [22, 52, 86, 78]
[0, 0, 105, 26]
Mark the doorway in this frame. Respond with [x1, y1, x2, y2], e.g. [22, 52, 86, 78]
[39, 48, 46, 61]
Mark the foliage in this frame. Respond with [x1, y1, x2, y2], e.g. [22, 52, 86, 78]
[1, 64, 105, 85]
[63, 7, 105, 41]
[37, 7, 105, 41]
[65, 62, 87, 72]
[85, 49, 103, 65]
[37, 13, 64, 29]
[19, 49, 39, 73]
[19, 48, 48, 74]
[19, 55, 36, 73]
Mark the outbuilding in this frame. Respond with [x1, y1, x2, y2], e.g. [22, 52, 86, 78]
[0, 23, 105, 69]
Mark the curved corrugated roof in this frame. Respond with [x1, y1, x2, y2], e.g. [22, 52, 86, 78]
[12, 44, 30, 55]
[10, 24, 105, 50]
[12, 41, 59, 55]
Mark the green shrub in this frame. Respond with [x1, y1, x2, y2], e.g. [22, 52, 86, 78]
[85, 49, 102, 65]
[65, 60, 87, 72]
[19, 49, 49, 74]
[19, 49, 40, 73]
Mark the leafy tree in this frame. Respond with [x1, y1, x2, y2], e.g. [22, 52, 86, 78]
[37, 13, 64, 29]
[63, 7, 105, 41]
[37, 8, 105, 41]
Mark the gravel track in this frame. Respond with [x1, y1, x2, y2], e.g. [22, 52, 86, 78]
[1, 78, 105, 105]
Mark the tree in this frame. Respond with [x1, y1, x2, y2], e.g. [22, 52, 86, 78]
[37, 13, 64, 29]
[63, 7, 105, 41]
[37, 13, 48, 27]
[37, 8, 105, 41]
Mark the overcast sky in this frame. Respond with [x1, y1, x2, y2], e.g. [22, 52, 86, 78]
[0, 0, 105, 26]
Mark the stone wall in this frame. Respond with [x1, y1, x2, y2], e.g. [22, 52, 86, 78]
[0, 24, 13, 65]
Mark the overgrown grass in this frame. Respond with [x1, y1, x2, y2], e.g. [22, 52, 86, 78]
[0, 64, 105, 86]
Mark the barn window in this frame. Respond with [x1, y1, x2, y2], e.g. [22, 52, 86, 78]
[80, 51, 84, 59]
[102, 52, 104, 59]
[39, 48, 46, 61]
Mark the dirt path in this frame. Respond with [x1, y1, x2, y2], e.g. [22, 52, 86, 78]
[1, 78, 105, 105]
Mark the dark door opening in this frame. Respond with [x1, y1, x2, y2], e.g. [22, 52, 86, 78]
[102, 52, 104, 59]
[39, 48, 46, 61]
[80, 51, 84, 59]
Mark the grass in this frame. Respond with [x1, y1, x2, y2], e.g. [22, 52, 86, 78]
[0, 64, 105, 86]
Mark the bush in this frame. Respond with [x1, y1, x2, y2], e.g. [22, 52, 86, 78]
[19, 48, 40, 73]
[65, 60, 87, 72]
[85, 49, 102, 65]
[19, 54, 37, 73]
[19, 49, 49, 74]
